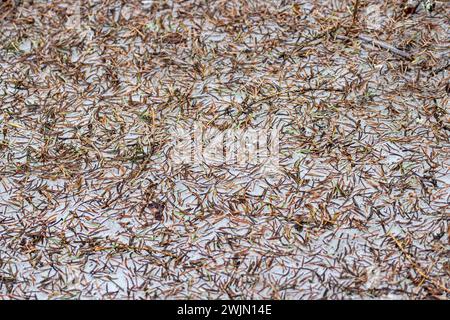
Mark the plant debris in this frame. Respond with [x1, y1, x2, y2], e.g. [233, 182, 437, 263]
[0, 0, 448, 299]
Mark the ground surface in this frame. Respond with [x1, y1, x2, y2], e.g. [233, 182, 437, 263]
[0, 0, 449, 299]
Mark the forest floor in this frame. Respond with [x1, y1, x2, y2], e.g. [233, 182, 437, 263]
[0, 0, 449, 299]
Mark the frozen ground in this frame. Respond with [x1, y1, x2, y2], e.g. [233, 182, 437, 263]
[0, 0, 448, 299]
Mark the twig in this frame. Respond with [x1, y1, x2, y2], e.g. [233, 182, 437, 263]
[388, 232, 450, 294]
[352, 0, 360, 26]
[336, 34, 412, 59]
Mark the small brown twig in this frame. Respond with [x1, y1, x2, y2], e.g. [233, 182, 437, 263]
[388, 232, 450, 294]
[352, 0, 360, 26]
[336, 34, 412, 59]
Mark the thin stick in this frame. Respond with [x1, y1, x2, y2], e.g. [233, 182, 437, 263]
[388, 232, 450, 294]
[336, 34, 412, 59]
[352, 0, 360, 26]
